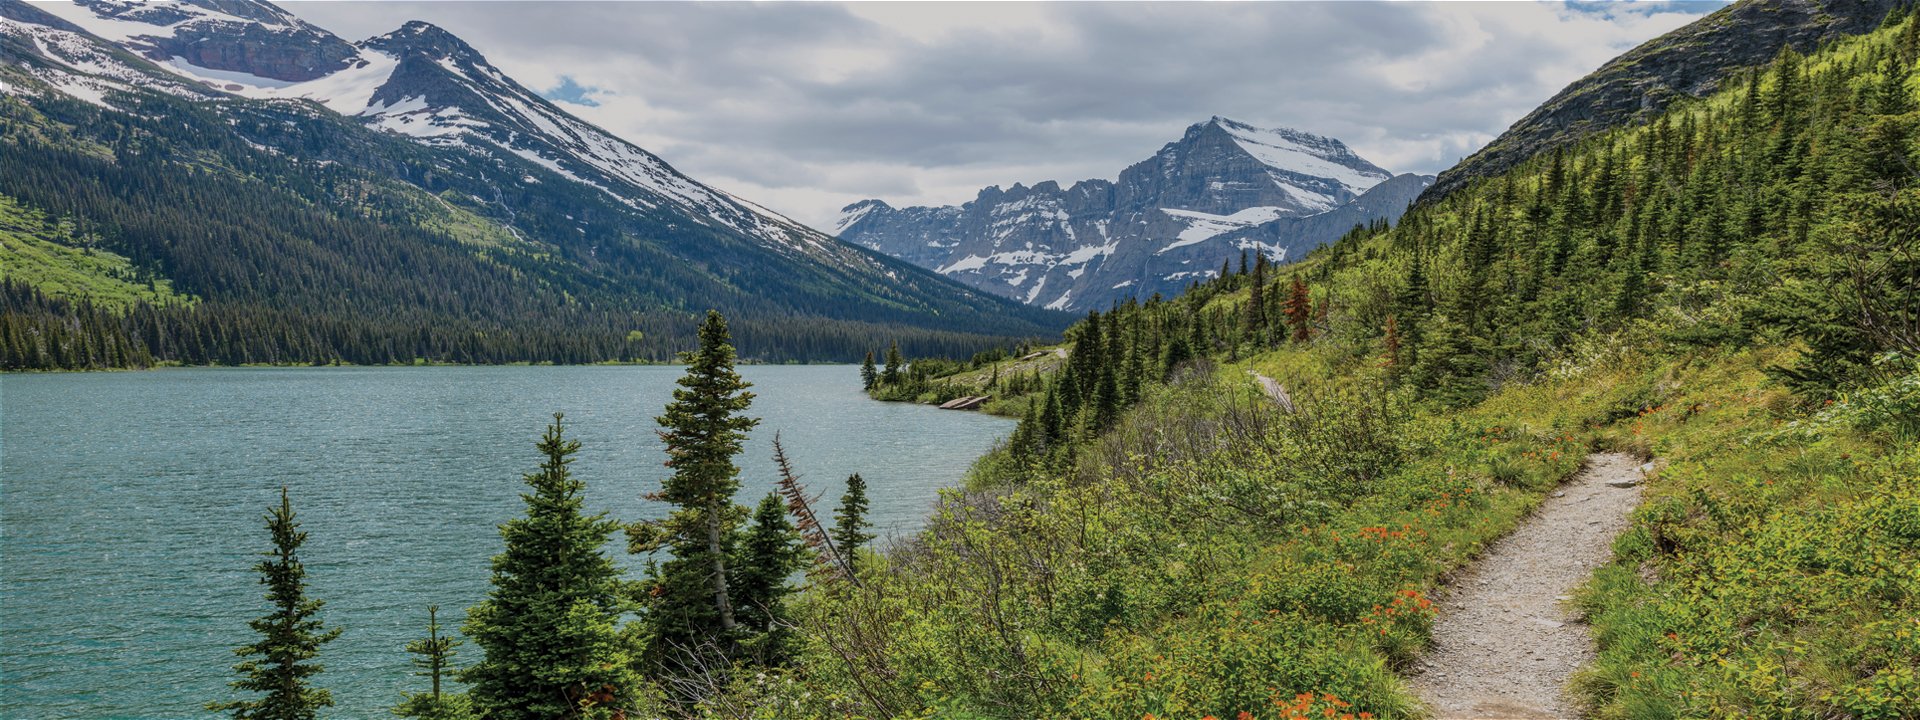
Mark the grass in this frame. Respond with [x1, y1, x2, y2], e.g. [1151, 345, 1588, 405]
[0, 194, 191, 310]
[784, 334, 1671, 718]
[800, 306, 1918, 719]
[1569, 347, 1920, 719]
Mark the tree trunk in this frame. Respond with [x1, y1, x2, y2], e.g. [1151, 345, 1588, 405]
[706, 502, 736, 631]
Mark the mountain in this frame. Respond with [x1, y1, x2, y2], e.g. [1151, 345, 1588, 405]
[837, 117, 1430, 312]
[0, 0, 1067, 367]
[1420, 0, 1900, 204]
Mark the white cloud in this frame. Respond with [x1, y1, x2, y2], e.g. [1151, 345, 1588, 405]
[287, 1, 1720, 230]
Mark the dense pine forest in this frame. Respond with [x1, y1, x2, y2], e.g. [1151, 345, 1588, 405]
[0, 75, 1064, 369]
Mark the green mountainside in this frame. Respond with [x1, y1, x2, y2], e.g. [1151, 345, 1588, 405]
[754, 7, 1920, 718]
[0, 0, 1068, 369]
[1422, 0, 1900, 203]
[0, 194, 190, 309]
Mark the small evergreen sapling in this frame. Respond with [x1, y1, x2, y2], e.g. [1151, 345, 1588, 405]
[392, 606, 472, 720]
[832, 473, 874, 556]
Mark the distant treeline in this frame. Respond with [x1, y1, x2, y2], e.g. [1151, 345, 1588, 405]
[0, 280, 1036, 369]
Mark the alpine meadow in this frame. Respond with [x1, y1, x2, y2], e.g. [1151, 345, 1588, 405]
[3, 1, 1918, 719]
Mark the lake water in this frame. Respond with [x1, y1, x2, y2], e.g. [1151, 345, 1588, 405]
[0, 365, 1009, 718]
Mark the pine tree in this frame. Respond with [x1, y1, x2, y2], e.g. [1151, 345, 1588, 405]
[882, 341, 903, 386]
[641, 310, 759, 670]
[860, 351, 878, 391]
[832, 473, 874, 556]
[1244, 253, 1268, 344]
[731, 493, 809, 666]
[1283, 276, 1313, 343]
[208, 488, 341, 720]
[1009, 398, 1044, 461]
[463, 416, 632, 720]
[1383, 314, 1404, 376]
[393, 606, 473, 720]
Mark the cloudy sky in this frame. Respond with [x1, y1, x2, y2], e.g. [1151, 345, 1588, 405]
[289, 1, 1721, 230]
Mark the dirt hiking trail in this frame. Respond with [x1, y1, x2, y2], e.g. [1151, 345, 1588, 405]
[1409, 452, 1645, 719]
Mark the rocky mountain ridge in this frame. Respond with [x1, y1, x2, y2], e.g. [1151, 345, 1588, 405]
[839, 117, 1428, 311]
[1421, 0, 1902, 204]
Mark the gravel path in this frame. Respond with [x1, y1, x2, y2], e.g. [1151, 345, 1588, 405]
[1409, 452, 1645, 719]
[1251, 372, 1296, 413]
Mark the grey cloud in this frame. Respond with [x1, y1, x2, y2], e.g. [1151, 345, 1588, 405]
[286, 1, 1722, 229]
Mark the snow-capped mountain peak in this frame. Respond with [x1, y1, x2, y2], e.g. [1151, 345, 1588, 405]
[19, 0, 850, 259]
[1206, 116, 1392, 201]
[838, 116, 1428, 312]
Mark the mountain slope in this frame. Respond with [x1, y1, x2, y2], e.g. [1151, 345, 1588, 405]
[1420, 0, 1900, 204]
[767, 8, 1920, 719]
[838, 117, 1427, 311]
[0, 0, 1068, 366]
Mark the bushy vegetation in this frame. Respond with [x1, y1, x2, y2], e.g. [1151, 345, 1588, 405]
[1573, 347, 1920, 719]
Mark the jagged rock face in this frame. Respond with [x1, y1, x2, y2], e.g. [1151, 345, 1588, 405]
[839, 117, 1423, 311]
[1422, 0, 1900, 204]
[60, 0, 356, 81]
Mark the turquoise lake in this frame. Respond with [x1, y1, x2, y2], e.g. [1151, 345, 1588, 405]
[0, 365, 1010, 718]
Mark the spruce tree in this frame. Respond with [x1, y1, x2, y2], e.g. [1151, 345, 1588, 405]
[882, 341, 903, 386]
[462, 415, 632, 720]
[831, 473, 874, 556]
[393, 606, 472, 720]
[1283, 276, 1314, 343]
[642, 310, 759, 668]
[860, 351, 878, 391]
[1244, 254, 1268, 344]
[1383, 314, 1404, 379]
[730, 493, 808, 666]
[208, 488, 341, 720]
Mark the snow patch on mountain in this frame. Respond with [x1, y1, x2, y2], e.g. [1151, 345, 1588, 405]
[1159, 206, 1289, 250]
[1, 11, 211, 108]
[1213, 116, 1391, 198]
[155, 50, 399, 115]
